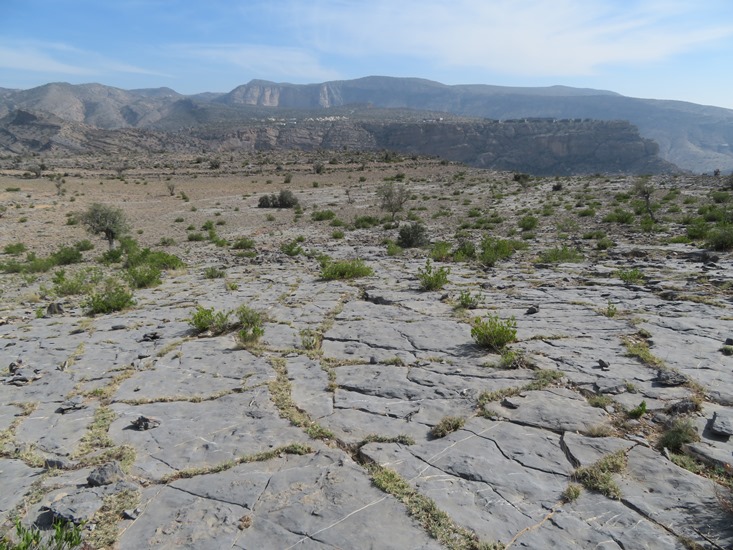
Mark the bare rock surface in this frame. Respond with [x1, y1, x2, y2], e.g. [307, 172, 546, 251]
[1, 160, 732, 548]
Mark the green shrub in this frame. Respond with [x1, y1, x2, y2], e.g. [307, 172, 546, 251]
[397, 223, 429, 248]
[603, 208, 635, 224]
[479, 237, 527, 267]
[471, 314, 517, 351]
[51, 246, 83, 266]
[234, 305, 265, 344]
[280, 239, 304, 256]
[573, 450, 625, 499]
[657, 418, 699, 452]
[616, 267, 644, 285]
[430, 416, 465, 438]
[3, 242, 26, 255]
[457, 289, 482, 309]
[204, 266, 225, 279]
[126, 264, 161, 288]
[706, 225, 733, 251]
[417, 259, 450, 291]
[257, 190, 299, 209]
[1, 518, 83, 550]
[52, 268, 101, 296]
[352, 215, 380, 229]
[188, 305, 230, 335]
[518, 215, 538, 231]
[537, 245, 583, 263]
[331, 229, 345, 239]
[429, 241, 452, 262]
[125, 248, 183, 270]
[188, 232, 206, 242]
[386, 241, 403, 256]
[686, 218, 709, 240]
[321, 259, 373, 280]
[453, 239, 475, 261]
[85, 278, 135, 314]
[627, 400, 647, 419]
[232, 237, 255, 250]
[74, 239, 95, 252]
[311, 209, 336, 221]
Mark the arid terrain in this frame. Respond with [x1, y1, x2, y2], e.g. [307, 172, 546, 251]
[1, 151, 732, 549]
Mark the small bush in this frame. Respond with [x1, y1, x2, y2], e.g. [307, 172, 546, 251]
[188, 232, 206, 242]
[562, 484, 582, 502]
[232, 237, 255, 250]
[204, 266, 225, 279]
[603, 208, 635, 224]
[311, 209, 336, 221]
[188, 305, 230, 335]
[657, 418, 699, 452]
[52, 268, 101, 296]
[281, 239, 304, 256]
[430, 416, 465, 438]
[627, 400, 647, 419]
[706, 225, 733, 251]
[397, 223, 429, 248]
[417, 259, 450, 291]
[386, 241, 403, 256]
[572, 450, 626, 499]
[234, 305, 264, 344]
[479, 237, 527, 267]
[331, 229, 345, 239]
[3, 242, 26, 255]
[74, 239, 95, 252]
[453, 239, 475, 261]
[352, 215, 381, 229]
[127, 264, 161, 288]
[537, 245, 583, 264]
[457, 289, 482, 309]
[321, 259, 373, 280]
[51, 246, 83, 266]
[518, 215, 538, 231]
[85, 279, 135, 314]
[471, 314, 517, 351]
[429, 241, 452, 262]
[616, 267, 644, 285]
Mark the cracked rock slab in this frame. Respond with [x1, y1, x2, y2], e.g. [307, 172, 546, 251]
[120, 448, 443, 549]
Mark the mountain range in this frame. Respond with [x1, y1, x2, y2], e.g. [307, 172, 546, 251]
[2, 76, 732, 173]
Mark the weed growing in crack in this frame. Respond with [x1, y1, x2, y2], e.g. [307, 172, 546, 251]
[430, 416, 465, 438]
[471, 314, 517, 351]
[418, 259, 450, 291]
[456, 289, 482, 310]
[368, 465, 502, 550]
[572, 450, 626, 499]
[320, 259, 373, 280]
[562, 484, 582, 502]
[657, 418, 699, 453]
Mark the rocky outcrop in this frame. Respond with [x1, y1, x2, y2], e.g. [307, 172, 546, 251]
[0, 110, 673, 175]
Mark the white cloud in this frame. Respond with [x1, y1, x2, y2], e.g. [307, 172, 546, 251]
[0, 45, 93, 75]
[0, 42, 169, 79]
[280, 0, 733, 76]
[171, 43, 341, 82]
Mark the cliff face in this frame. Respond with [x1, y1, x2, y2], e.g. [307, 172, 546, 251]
[0, 110, 674, 175]
[363, 119, 673, 174]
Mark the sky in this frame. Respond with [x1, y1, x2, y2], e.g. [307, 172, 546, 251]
[2, 0, 733, 109]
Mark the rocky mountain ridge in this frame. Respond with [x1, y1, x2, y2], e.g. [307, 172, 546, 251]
[0, 108, 674, 175]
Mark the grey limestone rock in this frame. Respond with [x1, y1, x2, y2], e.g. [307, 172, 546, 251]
[711, 411, 733, 436]
[87, 461, 125, 486]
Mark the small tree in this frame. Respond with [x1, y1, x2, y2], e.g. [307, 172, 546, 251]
[80, 203, 129, 249]
[377, 182, 409, 221]
[633, 177, 657, 223]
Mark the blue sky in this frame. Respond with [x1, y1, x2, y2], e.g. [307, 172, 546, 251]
[2, 0, 733, 109]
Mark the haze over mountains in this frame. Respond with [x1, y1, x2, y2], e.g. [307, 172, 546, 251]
[2, 76, 732, 174]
